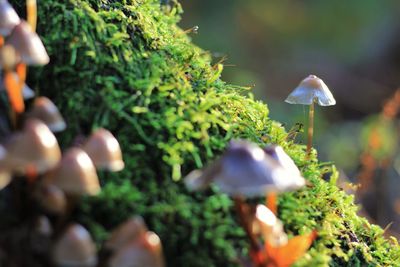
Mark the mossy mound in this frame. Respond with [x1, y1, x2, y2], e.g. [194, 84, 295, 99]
[10, 0, 400, 266]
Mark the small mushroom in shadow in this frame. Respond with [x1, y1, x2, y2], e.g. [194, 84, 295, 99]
[27, 97, 66, 133]
[0, 0, 20, 37]
[83, 128, 124, 172]
[53, 224, 97, 267]
[285, 75, 336, 156]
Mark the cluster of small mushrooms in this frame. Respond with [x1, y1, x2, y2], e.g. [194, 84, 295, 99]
[0, 1, 165, 266]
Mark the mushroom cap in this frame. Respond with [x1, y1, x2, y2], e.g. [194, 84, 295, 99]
[46, 148, 100, 196]
[3, 119, 61, 174]
[83, 128, 124, 172]
[109, 231, 165, 267]
[35, 215, 53, 236]
[0, 0, 20, 36]
[53, 224, 97, 267]
[6, 21, 49, 65]
[27, 97, 66, 132]
[263, 145, 303, 178]
[105, 216, 148, 251]
[185, 140, 305, 197]
[285, 75, 336, 106]
[35, 183, 67, 214]
[0, 170, 11, 190]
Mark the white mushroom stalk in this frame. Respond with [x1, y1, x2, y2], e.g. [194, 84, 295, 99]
[285, 75, 336, 156]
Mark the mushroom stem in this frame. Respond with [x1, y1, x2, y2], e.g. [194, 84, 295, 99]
[26, 0, 37, 32]
[306, 101, 315, 156]
[233, 197, 265, 267]
[0, 36, 3, 47]
[266, 193, 277, 215]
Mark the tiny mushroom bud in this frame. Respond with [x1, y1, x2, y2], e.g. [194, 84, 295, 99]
[0, 170, 11, 190]
[6, 21, 49, 65]
[35, 215, 53, 236]
[3, 119, 61, 174]
[27, 97, 66, 132]
[34, 184, 67, 215]
[53, 224, 97, 267]
[0, 0, 20, 36]
[109, 231, 165, 267]
[285, 75, 336, 155]
[105, 216, 148, 251]
[184, 140, 304, 198]
[83, 128, 124, 172]
[252, 205, 287, 247]
[45, 148, 100, 196]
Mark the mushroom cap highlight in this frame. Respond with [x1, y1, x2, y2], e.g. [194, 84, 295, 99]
[263, 145, 304, 178]
[27, 97, 66, 132]
[285, 75, 336, 106]
[83, 128, 124, 172]
[53, 224, 97, 267]
[3, 119, 61, 174]
[184, 140, 305, 197]
[46, 148, 100, 196]
[6, 21, 49, 65]
[0, 0, 20, 36]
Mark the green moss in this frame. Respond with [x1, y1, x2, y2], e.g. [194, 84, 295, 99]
[10, 0, 400, 266]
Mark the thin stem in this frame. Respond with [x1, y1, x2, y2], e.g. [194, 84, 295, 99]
[234, 197, 265, 267]
[306, 102, 315, 156]
[27, 0, 37, 32]
[266, 193, 277, 215]
[0, 36, 4, 47]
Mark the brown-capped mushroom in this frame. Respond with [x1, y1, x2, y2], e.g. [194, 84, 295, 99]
[105, 216, 148, 251]
[109, 231, 165, 267]
[0, 0, 20, 36]
[6, 21, 49, 65]
[27, 97, 66, 132]
[184, 140, 304, 197]
[53, 224, 97, 267]
[45, 148, 100, 196]
[83, 128, 124, 172]
[285, 75, 336, 155]
[3, 118, 61, 174]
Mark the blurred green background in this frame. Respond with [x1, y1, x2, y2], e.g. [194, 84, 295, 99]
[180, 0, 400, 237]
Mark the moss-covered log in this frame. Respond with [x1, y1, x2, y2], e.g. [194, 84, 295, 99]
[9, 0, 400, 266]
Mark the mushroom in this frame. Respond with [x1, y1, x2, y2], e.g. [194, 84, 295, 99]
[27, 97, 66, 132]
[184, 140, 304, 197]
[2, 118, 61, 174]
[34, 183, 67, 215]
[45, 148, 100, 196]
[285, 75, 336, 155]
[109, 231, 165, 267]
[0, 0, 20, 36]
[53, 224, 97, 267]
[105, 216, 148, 251]
[6, 21, 49, 65]
[35, 215, 53, 236]
[0, 44, 18, 70]
[82, 128, 124, 172]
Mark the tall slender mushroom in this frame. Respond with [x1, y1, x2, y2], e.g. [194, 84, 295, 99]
[285, 75, 336, 156]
